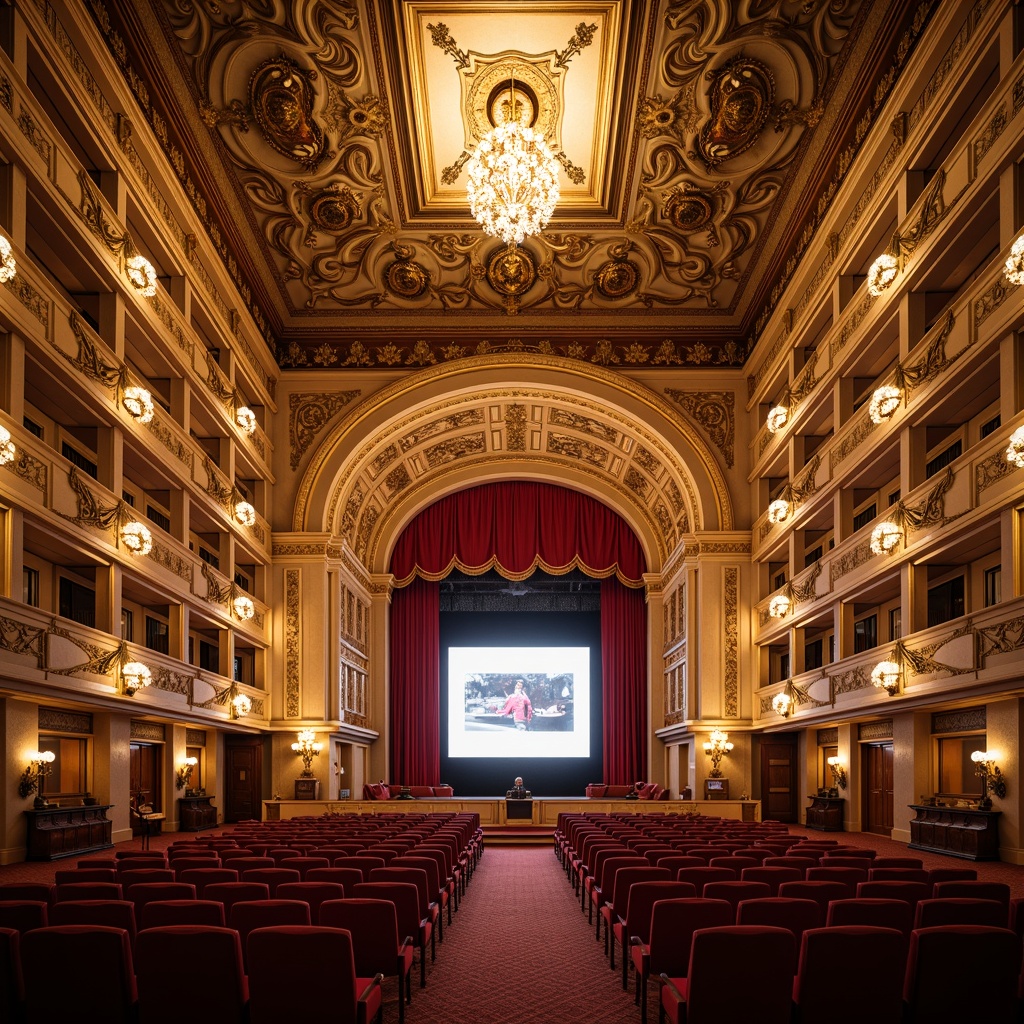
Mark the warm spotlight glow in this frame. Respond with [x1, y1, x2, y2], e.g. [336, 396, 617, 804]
[867, 253, 898, 296]
[869, 385, 902, 424]
[0, 233, 16, 283]
[870, 521, 903, 555]
[771, 692, 793, 718]
[291, 729, 323, 777]
[236, 406, 257, 435]
[871, 660, 901, 695]
[0, 425, 15, 466]
[123, 386, 155, 424]
[233, 594, 255, 620]
[766, 405, 789, 434]
[1005, 426, 1024, 468]
[768, 594, 791, 618]
[121, 661, 152, 695]
[767, 499, 791, 525]
[1004, 233, 1024, 285]
[234, 501, 256, 527]
[231, 693, 252, 718]
[120, 521, 153, 556]
[125, 254, 157, 296]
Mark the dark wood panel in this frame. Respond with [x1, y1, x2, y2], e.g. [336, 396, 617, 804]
[225, 739, 262, 822]
[864, 742, 894, 836]
[760, 735, 798, 822]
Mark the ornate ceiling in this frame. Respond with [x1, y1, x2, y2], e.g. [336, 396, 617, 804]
[101, 0, 927, 369]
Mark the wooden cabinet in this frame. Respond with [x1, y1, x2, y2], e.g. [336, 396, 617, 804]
[908, 804, 1001, 860]
[178, 795, 218, 832]
[25, 805, 114, 860]
[294, 779, 320, 800]
[806, 796, 844, 831]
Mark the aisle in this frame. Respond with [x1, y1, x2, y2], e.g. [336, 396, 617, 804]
[405, 845, 640, 1024]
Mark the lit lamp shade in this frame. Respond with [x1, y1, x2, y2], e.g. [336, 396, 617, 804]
[122, 661, 152, 695]
[766, 405, 789, 433]
[1004, 233, 1024, 285]
[0, 424, 15, 465]
[768, 594, 791, 618]
[123, 386, 155, 424]
[1005, 425, 1024, 468]
[867, 253, 898, 296]
[870, 521, 902, 555]
[236, 406, 257, 435]
[231, 693, 252, 718]
[771, 692, 792, 717]
[125, 254, 157, 296]
[120, 521, 153, 556]
[870, 660, 900, 694]
[767, 499, 790, 525]
[0, 233, 16, 282]
[233, 594, 255, 620]
[869, 385, 901, 424]
[234, 501, 256, 527]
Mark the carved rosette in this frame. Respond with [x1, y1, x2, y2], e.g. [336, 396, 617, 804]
[308, 186, 362, 233]
[594, 258, 640, 299]
[485, 246, 537, 314]
[248, 56, 326, 170]
[385, 259, 431, 299]
[698, 56, 775, 170]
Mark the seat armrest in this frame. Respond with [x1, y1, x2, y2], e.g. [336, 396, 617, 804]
[358, 974, 384, 1001]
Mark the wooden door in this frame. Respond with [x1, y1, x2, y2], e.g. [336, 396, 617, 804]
[129, 743, 161, 836]
[760, 734, 798, 822]
[224, 738, 263, 822]
[864, 742, 894, 836]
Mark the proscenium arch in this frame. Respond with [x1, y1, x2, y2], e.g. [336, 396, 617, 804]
[293, 354, 735, 574]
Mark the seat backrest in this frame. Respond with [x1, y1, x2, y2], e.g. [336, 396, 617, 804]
[0, 926, 23, 1024]
[352, 882, 424, 946]
[930, 880, 1011, 906]
[0, 883, 54, 905]
[369, 867, 432, 916]
[855, 881, 930, 908]
[913, 897, 1008, 929]
[825, 897, 914, 936]
[925, 867, 977, 891]
[605, 867, 671, 921]
[702, 880, 771, 918]
[275, 882, 346, 924]
[807, 866, 869, 890]
[222, 857, 275, 872]
[319, 898, 403, 976]
[739, 866, 803, 895]
[332, 855, 386, 877]
[736, 896, 820, 940]
[904, 925, 1022, 1022]
[22, 925, 136, 1024]
[707, 856, 759, 873]
[676, 866, 738, 893]
[126, 882, 196, 912]
[871, 857, 923, 869]
[685, 926, 797, 1023]
[117, 868, 175, 886]
[306, 866, 364, 890]
[247, 926, 365, 1023]
[620, 881, 695, 943]
[140, 899, 226, 929]
[54, 868, 116, 884]
[48, 899, 136, 942]
[240, 868, 302, 896]
[795, 926, 906, 1024]
[0, 900, 48, 934]
[227, 900, 311, 967]
[868, 867, 929, 883]
[54, 882, 123, 903]
[647, 898, 734, 977]
[135, 925, 247, 1024]
[278, 857, 331, 879]
[202, 881, 271, 919]
[177, 868, 239, 897]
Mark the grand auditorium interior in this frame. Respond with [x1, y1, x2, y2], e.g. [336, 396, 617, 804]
[0, 0, 1023, 892]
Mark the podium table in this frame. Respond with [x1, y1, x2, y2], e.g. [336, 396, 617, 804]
[505, 799, 534, 822]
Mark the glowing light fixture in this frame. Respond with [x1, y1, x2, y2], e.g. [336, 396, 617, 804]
[867, 253, 898, 296]
[827, 756, 848, 790]
[0, 425, 15, 466]
[1004, 233, 1024, 285]
[235, 406, 257, 435]
[466, 75, 560, 248]
[767, 499, 791, 525]
[18, 750, 55, 798]
[231, 693, 252, 719]
[233, 594, 255, 621]
[234, 501, 256, 527]
[291, 729, 323, 777]
[768, 594, 791, 619]
[120, 521, 153, 556]
[870, 660, 901, 696]
[1005, 425, 1024, 469]
[122, 386, 155, 424]
[175, 756, 198, 790]
[121, 661, 152, 696]
[869, 385, 902, 424]
[766, 405, 789, 434]
[971, 750, 1007, 799]
[702, 729, 734, 778]
[0, 233, 16, 282]
[870, 521, 903, 555]
[125, 254, 157, 296]
[771, 692, 793, 718]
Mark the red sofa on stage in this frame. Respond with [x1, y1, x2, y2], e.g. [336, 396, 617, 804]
[362, 783, 455, 800]
[585, 782, 669, 800]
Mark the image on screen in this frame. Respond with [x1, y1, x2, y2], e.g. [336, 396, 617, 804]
[447, 646, 590, 758]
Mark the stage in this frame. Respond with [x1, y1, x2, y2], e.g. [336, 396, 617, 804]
[262, 796, 761, 827]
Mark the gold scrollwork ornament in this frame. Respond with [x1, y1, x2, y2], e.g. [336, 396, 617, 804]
[594, 259, 640, 299]
[385, 259, 430, 299]
[486, 246, 537, 315]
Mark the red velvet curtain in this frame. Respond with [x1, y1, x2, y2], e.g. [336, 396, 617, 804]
[388, 482, 647, 785]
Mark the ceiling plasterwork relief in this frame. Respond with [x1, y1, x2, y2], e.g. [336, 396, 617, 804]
[324, 389, 704, 565]
[129, 0, 874, 365]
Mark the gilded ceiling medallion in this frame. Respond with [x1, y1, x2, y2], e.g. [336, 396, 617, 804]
[248, 56, 326, 170]
[486, 246, 537, 315]
[594, 258, 640, 299]
[662, 187, 714, 232]
[385, 259, 430, 299]
[698, 57, 774, 170]
[308, 185, 362, 233]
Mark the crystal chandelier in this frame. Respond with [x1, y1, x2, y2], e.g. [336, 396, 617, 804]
[466, 74, 560, 248]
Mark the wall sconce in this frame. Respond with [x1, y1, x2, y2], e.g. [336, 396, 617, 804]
[125, 254, 158, 297]
[867, 252, 898, 296]
[703, 729, 734, 779]
[1005, 425, 1024, 469]
[1004, 233, 1024, 285]
[234, 500, 256, 527]
[232, 593, 255, 621]
[768, 594, 791, 619]
[870, 660, 901, 696]
[18, 749, 55, 798]
[291, 729, 323, 777]
[971, 750, 1006, 800]
[122, 385, 155, 424]
[120, 521, 153, 556]
[869, 385, 902, 424]
[827, 756, 848, 790]
[766, 404, 789, 434]
[767, 498, 791, 525]
[175, 756, 198, 790]
[231, 692, 252, 719]
[0, 424, 16, 466]
[870, 521, 903, 555]
[235, 406, 257, 435]
[0, 233, 16, 282]
[771, 692, 793, 718]
[121, 660, 152, 696]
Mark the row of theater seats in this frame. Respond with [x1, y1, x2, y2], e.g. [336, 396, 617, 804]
[555, 813, 1024, 1023]
[0, 812, 483, 1023]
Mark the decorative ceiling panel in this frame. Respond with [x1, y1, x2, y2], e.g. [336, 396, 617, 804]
[101, 0, 923, 368]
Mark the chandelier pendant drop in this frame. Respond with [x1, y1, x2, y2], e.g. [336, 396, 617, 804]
[466, 71, 560, 249]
